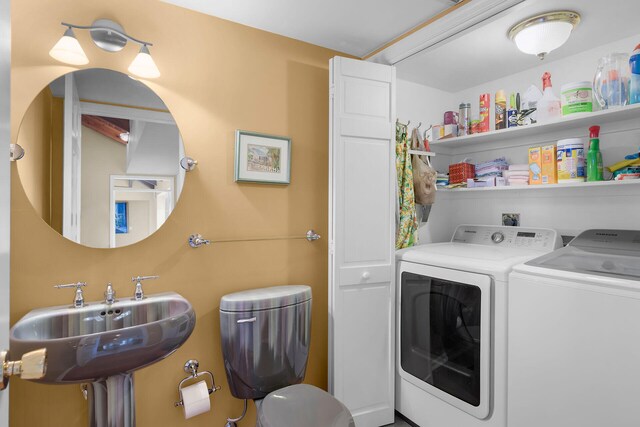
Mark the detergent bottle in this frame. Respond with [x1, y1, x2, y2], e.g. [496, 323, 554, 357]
[587, 125, 603, 181]
[630, 43, 640, 104]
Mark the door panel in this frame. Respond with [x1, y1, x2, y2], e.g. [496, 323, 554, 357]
[329, 56, 395, 427]
[63, 73, 82, 243]
[338, 284, 394, 424]
[343, 137, 391, 264]
[0, 0, 10, 424]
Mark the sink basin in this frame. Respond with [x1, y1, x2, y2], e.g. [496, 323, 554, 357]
[10, 292, 195, 383]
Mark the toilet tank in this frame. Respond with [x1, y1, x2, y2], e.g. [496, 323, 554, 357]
[220, 285, 312, 399]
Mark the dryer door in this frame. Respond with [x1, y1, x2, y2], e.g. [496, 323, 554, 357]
[397, 262, 492, 419]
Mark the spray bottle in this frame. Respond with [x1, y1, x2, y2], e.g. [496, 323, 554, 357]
[537, 72, 562, 123]
[587, 125, 603, 181]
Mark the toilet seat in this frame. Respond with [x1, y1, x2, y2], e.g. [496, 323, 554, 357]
[256, 384, 354, 427]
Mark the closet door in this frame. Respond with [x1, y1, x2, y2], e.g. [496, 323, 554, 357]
[329, 56, 396, 427]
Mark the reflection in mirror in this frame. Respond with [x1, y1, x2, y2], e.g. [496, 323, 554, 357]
[16, 69, 185, 248]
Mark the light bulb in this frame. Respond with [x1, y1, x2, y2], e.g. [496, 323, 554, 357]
[49, 27, 89, 65]
[128, 45, 160, 79]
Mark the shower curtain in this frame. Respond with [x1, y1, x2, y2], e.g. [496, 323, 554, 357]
[395, 122, 418, 249]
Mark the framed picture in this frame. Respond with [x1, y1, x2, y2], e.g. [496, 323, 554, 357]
[234, 130, 291, 184]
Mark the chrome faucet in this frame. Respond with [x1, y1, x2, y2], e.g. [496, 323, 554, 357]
[54, 282, 87, 308]
[131, 275, 159, 301]
[104, 283, 116, 305]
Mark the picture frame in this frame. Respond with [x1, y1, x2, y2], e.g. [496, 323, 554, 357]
[234, 130, 291, 184]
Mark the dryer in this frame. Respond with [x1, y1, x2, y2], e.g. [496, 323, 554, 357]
[395, 224, 561, 427]
[508, 229, 640, 427]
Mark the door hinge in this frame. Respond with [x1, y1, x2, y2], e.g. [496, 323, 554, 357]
[329, 84, 335, 99]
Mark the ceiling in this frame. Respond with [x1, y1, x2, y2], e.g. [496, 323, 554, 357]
[49, 69, 168, 110]
[161, 0, 458, 57]
[396, 0, 640, 91]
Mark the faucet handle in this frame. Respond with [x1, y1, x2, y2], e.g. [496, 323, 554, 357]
[104, 282, 116, 305]
[54, 282, 87, 289]
[54, 282, 87, 308]
[131, 275, 159, 300]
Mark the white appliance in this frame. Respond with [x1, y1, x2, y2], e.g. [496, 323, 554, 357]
[396, 224, 561, 427]
[508, 229, 640, 427]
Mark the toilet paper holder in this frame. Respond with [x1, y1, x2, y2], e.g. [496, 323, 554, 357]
[174, 359, 221, 407]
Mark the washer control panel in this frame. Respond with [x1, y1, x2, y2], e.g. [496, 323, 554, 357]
[452, 225, 561, 251]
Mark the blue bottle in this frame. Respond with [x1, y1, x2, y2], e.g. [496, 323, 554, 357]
[631, 43, 640, 104]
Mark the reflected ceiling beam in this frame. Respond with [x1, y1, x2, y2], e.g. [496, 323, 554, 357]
[81, 115, 130, 145]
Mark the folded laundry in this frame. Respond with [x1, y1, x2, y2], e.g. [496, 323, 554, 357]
[503, 170, 530, 178]
[475, 157, 509, 179]
[507, 176, 529, 186]
[508, 164, 529, 171]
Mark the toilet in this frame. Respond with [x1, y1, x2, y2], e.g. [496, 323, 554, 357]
[220, 285, 354, 427]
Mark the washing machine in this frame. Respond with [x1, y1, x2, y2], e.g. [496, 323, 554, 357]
[508, 229, 640, 427]
[395, 224, 561, 427]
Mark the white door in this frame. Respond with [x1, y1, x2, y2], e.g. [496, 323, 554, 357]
[63, 72, 82, 243]
[328, 56, 396, 426]
[0, 0, 10, 424]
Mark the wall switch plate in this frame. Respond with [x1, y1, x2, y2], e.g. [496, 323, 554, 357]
[502, 213, 520, 226]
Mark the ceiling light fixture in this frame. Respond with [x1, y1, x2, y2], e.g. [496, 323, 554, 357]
[49, 19, 160, 78]
[508, 11, 581, 60]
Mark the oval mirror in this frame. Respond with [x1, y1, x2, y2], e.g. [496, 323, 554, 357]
[16, 69, 186, 248]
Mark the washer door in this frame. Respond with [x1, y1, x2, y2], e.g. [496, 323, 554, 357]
[397, 262, 492, 419]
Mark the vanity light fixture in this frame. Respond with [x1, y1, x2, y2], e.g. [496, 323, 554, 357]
[49, 19, 160, 78]
[49, 27, 89, 65]
[508, 11, 581, 60]
[128, 45, 161, 79]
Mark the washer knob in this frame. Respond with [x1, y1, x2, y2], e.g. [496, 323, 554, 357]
[491, 232, 505, 244]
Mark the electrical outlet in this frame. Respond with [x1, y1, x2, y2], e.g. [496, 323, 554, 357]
[502, 213, 520, 227]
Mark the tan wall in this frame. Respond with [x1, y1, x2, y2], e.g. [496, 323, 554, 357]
[10, 0, 342, 425]
[80, 125, 126, 248]
[14, 87, 53, 223]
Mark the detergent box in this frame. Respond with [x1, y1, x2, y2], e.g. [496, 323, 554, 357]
[541, 144, 558, 184]
[528, 147, 542, 185]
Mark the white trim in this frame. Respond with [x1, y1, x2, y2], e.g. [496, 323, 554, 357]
[62, 73, 82, 244]
[80, 101, 175, 125]
[109, 175, 174, 248]
[366, 0, 524, 65]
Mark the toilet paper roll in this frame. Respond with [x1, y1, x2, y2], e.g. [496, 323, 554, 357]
[181, 381, 211, 419]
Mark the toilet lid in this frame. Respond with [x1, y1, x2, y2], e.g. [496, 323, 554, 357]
[257, 384, 354, 427]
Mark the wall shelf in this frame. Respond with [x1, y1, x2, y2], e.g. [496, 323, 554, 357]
[408, 150, 435, 157]
[429, 104, 640, 154]
[439, 179, 640, 193]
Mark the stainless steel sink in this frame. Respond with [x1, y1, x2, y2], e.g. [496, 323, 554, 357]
[10, 292, 195, 384]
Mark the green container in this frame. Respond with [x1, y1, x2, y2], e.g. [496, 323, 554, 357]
[561, 81, 593, 115]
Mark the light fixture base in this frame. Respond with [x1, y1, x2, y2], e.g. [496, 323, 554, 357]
[508, 11, 580, 59]
[90, 19, 127, 52]
[508, 11, 581, 41]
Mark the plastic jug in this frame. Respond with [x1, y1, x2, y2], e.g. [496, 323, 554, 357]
[593, 53, 630, 109]
[630, 44, 640, 105]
